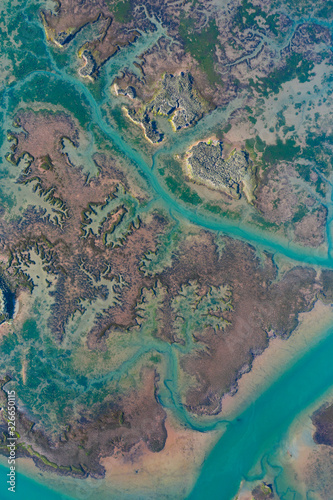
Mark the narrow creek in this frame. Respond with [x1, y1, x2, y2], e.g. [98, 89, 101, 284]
[2, 3, 333, 498]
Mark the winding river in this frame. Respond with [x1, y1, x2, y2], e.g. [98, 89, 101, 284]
[2, 1, 333, 498]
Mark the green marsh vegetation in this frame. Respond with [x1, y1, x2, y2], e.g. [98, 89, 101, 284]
[165, 176, 202, 205]
[292, 203, 308, 223]
[272, 0, 333, 17]
[204, 203, 242, 220]
[250, 53, 315, 98]
[159, 156, 203, 206]
[262, 137, 300, 165]
[245, 136, 267, 160]
[107, 0, 133, 24]
[249, 213, 279, 230]
[233, 0, 280, 36]
[9, 75, 91, 127]
[0, 4, 52, 83]
[178, 15, 221, 86]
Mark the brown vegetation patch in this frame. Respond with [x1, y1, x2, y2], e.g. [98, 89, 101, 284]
[312, 403, 333, 447]
[157, 234, 319, 415]
[0, 371, 166, 478]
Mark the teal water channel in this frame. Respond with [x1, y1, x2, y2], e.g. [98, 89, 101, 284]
[188, 326, 333, 499]
[2, 1, 333, 498]
[0, 460, 71, 500]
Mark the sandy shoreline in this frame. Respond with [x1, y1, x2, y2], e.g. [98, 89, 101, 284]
[220, 299, 333, 419]
[10, 413, 217, 500]
[237, 385, 333, 499]
[5, 299, 333, 499]
[100, 414, 218, 499]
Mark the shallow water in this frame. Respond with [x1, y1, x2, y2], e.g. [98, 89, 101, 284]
[1, 1, 333, 499]
[188, 327, 333, 499]
[0, 460, 71, 500]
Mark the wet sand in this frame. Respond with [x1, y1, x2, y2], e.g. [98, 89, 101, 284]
[221, 299, 333, 419]
[232, 326, 333, 499]
[7, 301, 333, 499]
[101, 414, 218, 499]
[10, 414, 217, 500]
[97, 298, 333, 498]
[273, 383, 333, 499]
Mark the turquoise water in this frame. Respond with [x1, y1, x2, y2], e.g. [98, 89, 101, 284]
[188, 328, 333, 499]
[0, 461, 71, 499]
[4, 324, 333, 500]
[1, 1, 333, 499]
